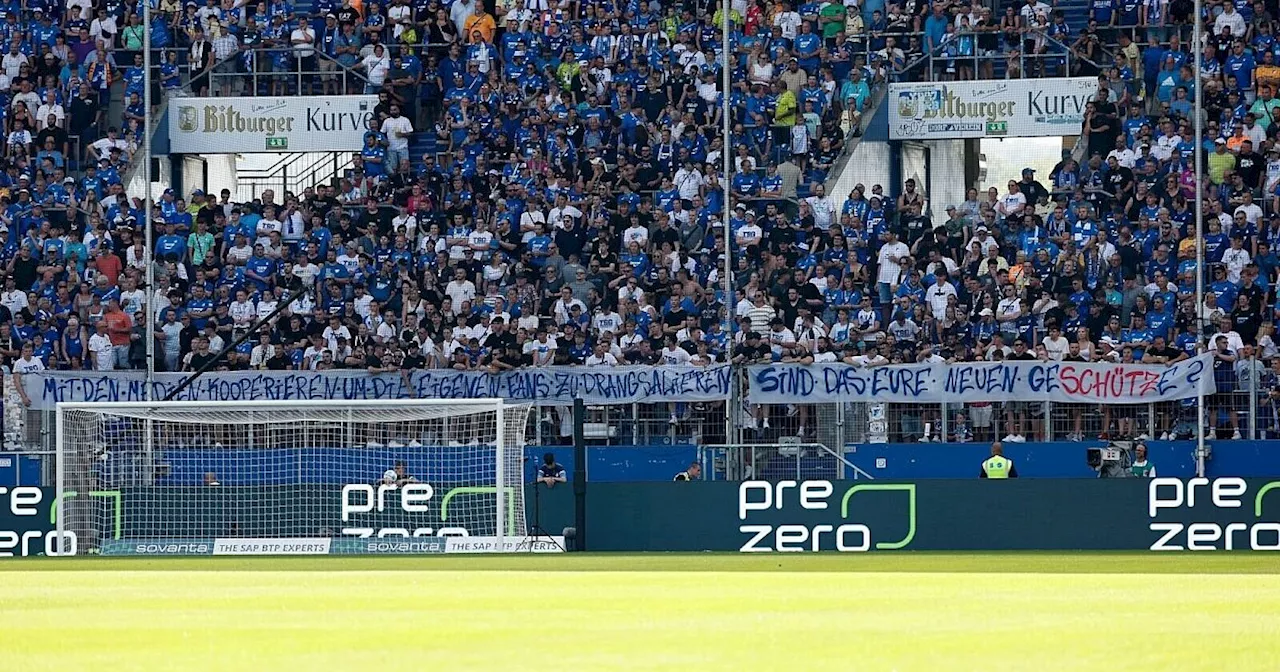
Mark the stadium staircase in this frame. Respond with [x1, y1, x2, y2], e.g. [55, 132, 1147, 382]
[1059, 0, 1092, 38]
[409, 132, 440, 172]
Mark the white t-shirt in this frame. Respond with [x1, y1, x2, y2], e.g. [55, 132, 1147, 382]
[1043, 335, 1070, 360]
[35, 103, 65, 127]
[585, 352, 619, 366]
[660, 345, 692, 366]
[877, 241, 909, 285]
[292, 262, 320, 286]
[354, 293, 375, 318]
[13, 356, 45, 374]
[322, 325, 352, 352]
[229, 300, 256, 326]
[119, 288, 145, 316]
[925, 283, 956, 319]
[735, 223, 763, 247]
[774, 11, 801, 39]
[592, 311, 623, 335]
[361, 52, 390, 85]
[387, 4, 412, 38]
[548, 205, 583, 230]
[89, 333, 115, 370]
[445, 279, 477, 306]
[1, 289, 29, 315]
[291, 27, 316, 56]
[622, 225, 649, 249]
[381, 115, 413, 151]
[998, 191, 1027, 219]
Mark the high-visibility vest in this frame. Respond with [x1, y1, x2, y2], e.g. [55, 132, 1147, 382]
[983, 456, 1012, 479]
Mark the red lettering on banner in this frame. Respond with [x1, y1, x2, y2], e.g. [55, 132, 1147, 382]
[1135, 371, 1160, 396]
[1055, 366, 1163, 400]
[1059, 366, 1080, 395]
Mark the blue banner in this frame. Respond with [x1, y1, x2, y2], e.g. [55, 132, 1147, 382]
[25, 366, 733, 409]
[747, 354, 1215, 404]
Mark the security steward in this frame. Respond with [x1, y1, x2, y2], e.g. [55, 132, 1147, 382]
[979, 442, 1018, 479]
[674, 462, 702, 481]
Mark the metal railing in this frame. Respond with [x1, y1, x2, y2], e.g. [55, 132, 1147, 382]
[701, 442, 873, 481]
[204, 49, 372, 97]
[234, 151, 357, 203]
[898, 29, 1102, 83]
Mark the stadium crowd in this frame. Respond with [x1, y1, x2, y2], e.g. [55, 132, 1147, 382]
[2, 0, 1280, 443]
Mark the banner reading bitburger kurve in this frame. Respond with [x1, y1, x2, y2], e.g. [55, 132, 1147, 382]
[168, 95, 377, 153]
[888, 77, 1099, 140]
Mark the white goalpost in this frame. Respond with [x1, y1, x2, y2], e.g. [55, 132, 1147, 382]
[53, 400, 538, 555]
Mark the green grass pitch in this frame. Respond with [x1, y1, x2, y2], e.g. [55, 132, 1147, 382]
[1, 553, 1278, 671]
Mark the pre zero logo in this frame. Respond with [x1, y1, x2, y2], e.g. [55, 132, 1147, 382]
[738, 481, 916, 552]
[1148, 478, 1280, 551]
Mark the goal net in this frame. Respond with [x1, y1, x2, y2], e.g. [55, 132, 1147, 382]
[54, 400, 532, 556]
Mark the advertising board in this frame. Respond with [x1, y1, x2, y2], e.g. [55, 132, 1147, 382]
[888, 77, 1098, 140]
[578, 480, 1280, 553]
[168, 96, 377, 154]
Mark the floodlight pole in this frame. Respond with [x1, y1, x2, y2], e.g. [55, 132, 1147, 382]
[143, 0, 155, 399]
[1193, 0, 1205, 478]
[721, 0, 735, 448]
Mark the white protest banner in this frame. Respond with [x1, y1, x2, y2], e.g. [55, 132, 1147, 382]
[168, 95, 377, 153]
[747, 355, 1215, 405]
[889, 77, 1099, 140]
[26, 366, 733, 410]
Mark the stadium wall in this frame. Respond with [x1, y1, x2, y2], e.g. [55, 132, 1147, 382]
[9, 441, 1275, 489]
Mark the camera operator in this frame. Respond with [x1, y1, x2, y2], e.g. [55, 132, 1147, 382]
[536, 452, 567, 488]
[1129, 443, 1156, 478]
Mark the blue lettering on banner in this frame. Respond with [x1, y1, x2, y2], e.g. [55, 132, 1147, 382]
[29, 366, 734, 410]
[748, 354, 1216, 404]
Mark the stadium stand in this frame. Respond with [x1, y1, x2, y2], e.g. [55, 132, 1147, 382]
[2, 0, 1279, 451]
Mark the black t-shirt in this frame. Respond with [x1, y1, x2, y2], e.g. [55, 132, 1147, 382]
[189, 351, 219, 370]
[903, 214, 931, 242]
[1233, 308, 1260, 342]
[651, 225, 679, 249]
[663, 308, 689, 330]
[1237, 152, 1264, 187]
[266, 350, 291, 370]
[625, 349, 657, 364]
[10, 255, 37, 290]
[1145, 345, 1181, 362]
[68, 95, 100, 135]
[336, 6, 359, 25]
[1239, 283, 1265, 313]
[1105, 167, 1134, 196]
[35, 126, 67, 151]
[485, 330, 515, 352]
[736, 342, 771, 362]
